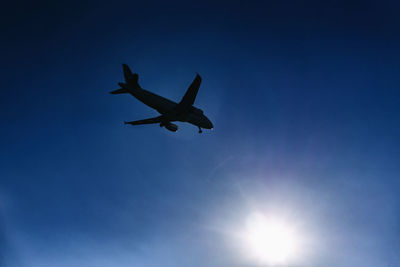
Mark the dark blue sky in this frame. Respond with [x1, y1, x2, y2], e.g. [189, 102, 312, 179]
[1, 0, 400, 266]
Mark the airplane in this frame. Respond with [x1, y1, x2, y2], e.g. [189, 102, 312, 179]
[110, 64, 213, 133]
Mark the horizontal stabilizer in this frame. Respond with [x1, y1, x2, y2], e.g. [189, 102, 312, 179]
[110, 88, 128, 94]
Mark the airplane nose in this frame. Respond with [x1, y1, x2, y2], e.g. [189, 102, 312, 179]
[206, 117, 214, 129]
[200, 115, 213, 129]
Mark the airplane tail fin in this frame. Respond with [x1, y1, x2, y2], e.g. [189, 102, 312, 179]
[110, 64, 141, 94]
[122, 64, 141, 89]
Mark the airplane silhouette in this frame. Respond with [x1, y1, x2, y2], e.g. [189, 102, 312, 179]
[110, 64, 213, 133]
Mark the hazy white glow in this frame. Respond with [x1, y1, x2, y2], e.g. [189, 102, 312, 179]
[243, 212, 300, 265]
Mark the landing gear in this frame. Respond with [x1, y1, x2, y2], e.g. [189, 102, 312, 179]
[198, 127, 203, 133]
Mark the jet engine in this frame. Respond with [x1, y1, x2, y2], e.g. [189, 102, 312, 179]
[165, 123, 178, 132]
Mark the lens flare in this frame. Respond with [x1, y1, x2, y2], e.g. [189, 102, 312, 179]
[243, 212, 300, 265]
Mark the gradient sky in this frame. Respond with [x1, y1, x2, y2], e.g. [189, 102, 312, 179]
[1, 0, 400, 266]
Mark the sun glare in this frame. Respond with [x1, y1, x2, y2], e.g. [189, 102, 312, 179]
[243, 212, 300, 265]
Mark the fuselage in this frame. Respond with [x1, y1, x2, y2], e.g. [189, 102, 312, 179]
[126, 87, 213, 129]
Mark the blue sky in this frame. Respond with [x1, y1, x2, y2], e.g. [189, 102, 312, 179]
[1, 0, 400, 266]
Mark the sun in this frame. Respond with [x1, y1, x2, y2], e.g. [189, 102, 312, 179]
[243, 212, 300, 265]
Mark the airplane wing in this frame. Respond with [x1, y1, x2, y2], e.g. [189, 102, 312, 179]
[124, 116, 163, 126]
[176, 74, 202, 112]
